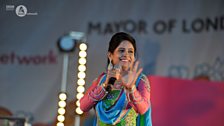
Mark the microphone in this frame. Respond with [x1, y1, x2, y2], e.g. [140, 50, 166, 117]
[105, 64, 121, 92]
[105, 77, 116, 92]
[108, 77, 116, 85]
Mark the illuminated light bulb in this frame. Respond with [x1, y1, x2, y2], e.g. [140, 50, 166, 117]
[78, 65, 86, 72]
[77, 86, 85, 93]
[79, 58, 86, 65]
[57, 115, 65, 122]
[77, 79, 85, 86]
[57, 122, 64, 126]
[76, 100, 80, 107]
[59, 93, 67, 101]
[79, 43, 87, 51]
[76, 93, 84, 100]
[58, 108, 65, 115]
[78, 72, 86, 79]
[79, 51, 87, 58]
[58, 101, 66, 108]
[76, 107, 83, 115]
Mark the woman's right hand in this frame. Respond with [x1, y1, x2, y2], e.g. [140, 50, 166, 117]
[105, 64, 121, 85]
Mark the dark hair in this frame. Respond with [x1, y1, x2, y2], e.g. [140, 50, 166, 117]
[107, 32, 137, 66]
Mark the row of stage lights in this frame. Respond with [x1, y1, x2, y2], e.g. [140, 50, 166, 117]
[76, 43, 87, 115]
[56, 32, 88, 126]
[57, 92, 67, 126]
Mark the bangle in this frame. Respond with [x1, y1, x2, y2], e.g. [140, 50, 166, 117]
[102, 83, 107, 88]
[126, 85, 136, 93]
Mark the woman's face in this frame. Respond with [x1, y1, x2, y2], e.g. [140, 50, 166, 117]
[108, 40, 135, 71]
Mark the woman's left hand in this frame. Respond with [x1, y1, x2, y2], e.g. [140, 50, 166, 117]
[121, 61, 143, 90]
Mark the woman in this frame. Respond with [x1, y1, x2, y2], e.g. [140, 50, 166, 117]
[80, 32, 152, 126]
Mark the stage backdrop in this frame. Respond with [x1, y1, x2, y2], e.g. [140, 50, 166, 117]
[149, 76, 224, 126]
[0, 0, 224, 125]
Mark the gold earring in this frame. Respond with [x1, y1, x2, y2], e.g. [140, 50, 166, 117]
[107, 59, 113, 70]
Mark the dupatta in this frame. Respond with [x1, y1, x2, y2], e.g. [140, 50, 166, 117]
[94, 73, 152, 126]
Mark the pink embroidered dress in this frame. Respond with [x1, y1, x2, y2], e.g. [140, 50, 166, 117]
[80, 73, 152, 126]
